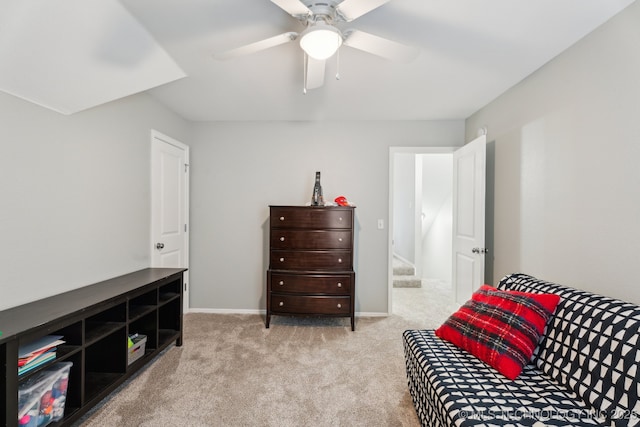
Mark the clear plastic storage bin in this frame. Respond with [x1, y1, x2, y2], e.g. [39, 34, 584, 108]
[18, 362, 72, 427]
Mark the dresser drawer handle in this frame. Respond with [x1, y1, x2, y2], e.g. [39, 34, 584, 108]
[279, 216, 285, 221]
[280, 236, 285, 242]
[339, 217, 343, 221]
[279, 280, 284, 286]
[337, 303, 342, 309]
[279, 301, 284, 307]
[337, 282, 342, 288]
[338, 258, 342, 263]
[279, 257, 285, 262]
[338, 237, 343, 242]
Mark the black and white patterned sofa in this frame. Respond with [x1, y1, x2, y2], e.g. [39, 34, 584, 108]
[403, 273, 640, 427]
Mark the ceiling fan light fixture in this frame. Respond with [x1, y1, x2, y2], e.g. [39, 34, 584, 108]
[300, 23, 343, 60]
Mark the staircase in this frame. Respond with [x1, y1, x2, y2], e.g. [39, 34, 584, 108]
[393, 256, 422, 288]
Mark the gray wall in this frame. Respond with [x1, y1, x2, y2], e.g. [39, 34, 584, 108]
[189, 120, 464, 314]
[0, 91, 191, 310]
[466, 1, 640, 303]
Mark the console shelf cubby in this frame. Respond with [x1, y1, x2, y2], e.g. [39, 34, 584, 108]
[0, 268, 186, 427]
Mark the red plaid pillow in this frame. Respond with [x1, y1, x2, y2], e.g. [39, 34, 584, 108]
[435, 285, 560, 380]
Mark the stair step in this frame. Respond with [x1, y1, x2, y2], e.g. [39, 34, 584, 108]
[393, 265, 415, 276]
[392, 257, 415, 276]
[393, 276, 422, 288]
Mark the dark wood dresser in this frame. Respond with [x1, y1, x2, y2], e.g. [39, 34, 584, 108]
[266, 205, 356, 331]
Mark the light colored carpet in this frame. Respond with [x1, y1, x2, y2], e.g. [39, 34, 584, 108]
[74, 281, 458, 427]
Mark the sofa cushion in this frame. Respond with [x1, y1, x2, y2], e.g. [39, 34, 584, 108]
[499, 273, 640, 426]
[435, 285, 560, 380]
[403, 329, 606, 426]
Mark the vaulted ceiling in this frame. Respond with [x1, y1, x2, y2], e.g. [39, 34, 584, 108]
[1, 0, 634, 121]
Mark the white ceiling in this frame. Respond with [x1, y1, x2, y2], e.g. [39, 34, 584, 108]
[1, 0, 635, 121]
[0, 0, 185, 115]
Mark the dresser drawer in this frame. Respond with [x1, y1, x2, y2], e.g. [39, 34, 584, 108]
[270, 230, 351, 250]
[270, 207, 352, 229]
[270, 294, 351, 315]
[270, 273, 351, 294]
[270, 250, 352, 270]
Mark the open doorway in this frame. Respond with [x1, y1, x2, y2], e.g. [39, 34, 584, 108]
[388, 147, 455, 317]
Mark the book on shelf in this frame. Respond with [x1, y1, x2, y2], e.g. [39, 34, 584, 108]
[18, 350, 57, 375]
[18, 335, 65, 375]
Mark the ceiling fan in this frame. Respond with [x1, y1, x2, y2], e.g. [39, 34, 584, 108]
[213, 0, 420, 92]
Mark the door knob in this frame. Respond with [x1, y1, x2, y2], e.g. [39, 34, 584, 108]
[156, 242, 165, 250]
[472, 247, 488, 254]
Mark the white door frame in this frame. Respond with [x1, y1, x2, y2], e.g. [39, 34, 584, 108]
[150, 130, 190, 313]
[413, 155, 424, 278]
[388, 146, 456, 315]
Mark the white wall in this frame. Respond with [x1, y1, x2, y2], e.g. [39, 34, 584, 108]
[420, 154, 453, 283]
[0, 91, 191, 310]
[422, 194, 452, 283]
[466, 1, 640, 303]
[189, 120, 464, 314]
[392, 153, 416, 264]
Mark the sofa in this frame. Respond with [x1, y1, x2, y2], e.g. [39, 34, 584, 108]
[402, 273, 640, 427]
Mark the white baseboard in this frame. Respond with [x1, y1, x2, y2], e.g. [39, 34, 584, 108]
[186, 308, 390, 317]
[357, 312, 389, 317]
[186, 308, 263, 315]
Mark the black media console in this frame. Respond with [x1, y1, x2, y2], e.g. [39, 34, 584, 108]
[0, 268, 186, 427]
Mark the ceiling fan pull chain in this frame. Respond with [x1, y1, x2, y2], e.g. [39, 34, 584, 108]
[336, 47, 341, 80]
[303, 52, 308, 94]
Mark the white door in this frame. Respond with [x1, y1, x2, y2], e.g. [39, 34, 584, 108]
[151, 130, 190, 312]
[452, 135, 486, 305]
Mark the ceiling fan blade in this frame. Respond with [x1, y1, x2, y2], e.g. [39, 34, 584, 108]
[270, 0, 312, 19]
[336, 0, 391, 22]
[343, 29, 419, 62]
[213, 32, 298, 60]
[305, 56, 326, 90]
